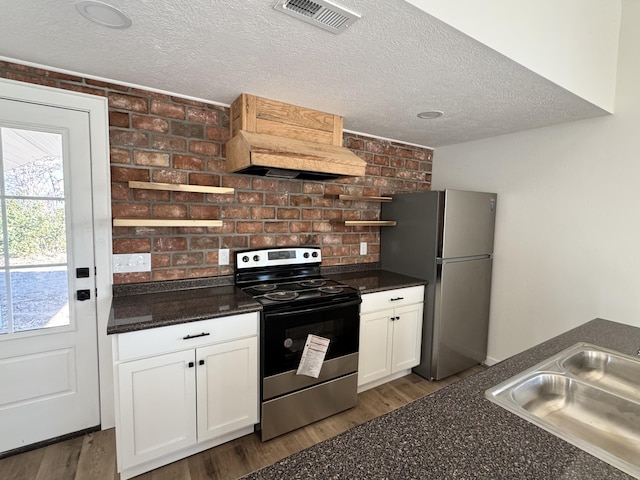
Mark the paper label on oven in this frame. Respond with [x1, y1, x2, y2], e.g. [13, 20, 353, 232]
[296, 334, 330, 378]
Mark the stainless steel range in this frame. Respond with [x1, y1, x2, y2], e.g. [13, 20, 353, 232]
[235, 246, 361, 441]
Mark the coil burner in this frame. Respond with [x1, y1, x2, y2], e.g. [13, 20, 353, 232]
[319, 286, 344, 294]
[298, 279, 326, 287]
[263, 291, 299, 302]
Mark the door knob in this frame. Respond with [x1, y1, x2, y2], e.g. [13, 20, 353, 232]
[77, 289, 91, 301]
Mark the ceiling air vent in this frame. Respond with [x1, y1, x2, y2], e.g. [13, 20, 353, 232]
[273, 0, 361, 34]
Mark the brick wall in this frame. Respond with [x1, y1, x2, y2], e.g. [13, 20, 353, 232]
[0, 60, 433, 284]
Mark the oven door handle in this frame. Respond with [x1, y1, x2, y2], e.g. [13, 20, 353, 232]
[265, 297, 362, 318]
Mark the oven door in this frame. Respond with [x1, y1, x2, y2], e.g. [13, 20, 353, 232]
[262, 297, 361, 379]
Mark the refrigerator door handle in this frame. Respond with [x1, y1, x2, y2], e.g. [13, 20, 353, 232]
[437, 254, 491, 264]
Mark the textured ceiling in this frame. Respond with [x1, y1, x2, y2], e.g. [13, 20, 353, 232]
[0, 0, 607, 147]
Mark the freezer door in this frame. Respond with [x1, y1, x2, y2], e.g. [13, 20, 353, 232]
[441, 190, 496, 258]
[432, 257, 492, 380]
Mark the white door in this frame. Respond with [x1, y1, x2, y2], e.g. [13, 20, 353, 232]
[357, 309, 393, 386]
[0, 98, 100, 453]
[196, 337, 258, 442]
[117, 350, 197, 469]
[391, 303, 424, 373]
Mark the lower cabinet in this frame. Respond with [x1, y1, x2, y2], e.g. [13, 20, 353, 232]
[117, 349, 197, 468]
[196, 338, 258, 442]
[112, 312, 259, 480]
[358, 286, 424, 391]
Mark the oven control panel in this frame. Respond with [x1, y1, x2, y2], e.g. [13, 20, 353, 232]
[236, 247, 321, 269]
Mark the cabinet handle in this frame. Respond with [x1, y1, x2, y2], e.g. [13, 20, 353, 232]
[182, 332, 210, 340]
[188, 362, 195, 368]
[390, 316, 399, 321]
[199, 359, 205, 366]
[390, 297, 404, 301]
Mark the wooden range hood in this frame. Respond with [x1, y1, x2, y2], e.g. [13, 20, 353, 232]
[225, 94, 366, 180]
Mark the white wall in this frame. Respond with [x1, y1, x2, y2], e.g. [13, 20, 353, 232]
[431, 0, 639, 363]
[408, 0, 621, 112]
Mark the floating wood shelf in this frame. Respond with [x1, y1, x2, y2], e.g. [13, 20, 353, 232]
[332, 194, 392, 202]
[128, 181, 234, 195]
[342, 220, 397, 227]
[113, 218, 223, 228]
[118, 182, 231, 228]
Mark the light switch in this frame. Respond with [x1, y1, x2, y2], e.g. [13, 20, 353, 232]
[360, 242, 367, 255]
[113, 253, 151, 273]
[219, 249, 230, 265]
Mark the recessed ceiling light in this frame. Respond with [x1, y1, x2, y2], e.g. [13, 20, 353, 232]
[76, 1, 132, 29]
[417, 110, 444, 119]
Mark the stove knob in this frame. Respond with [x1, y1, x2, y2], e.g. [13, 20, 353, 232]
[303, 252, 310, 258]
[253, 255, 260, 262]
[312, 252, 319, 258]
[242, 255, 249, 263]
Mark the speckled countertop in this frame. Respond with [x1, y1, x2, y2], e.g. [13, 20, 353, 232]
[108, 268, 424, 334]
[242, 318, 640, 480]
[108, 283, 261, 334]
[324, 268, 425, 293]
[108, 275, 261, 334]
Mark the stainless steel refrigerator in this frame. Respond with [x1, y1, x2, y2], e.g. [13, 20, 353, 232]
[380, 190, 497, 380]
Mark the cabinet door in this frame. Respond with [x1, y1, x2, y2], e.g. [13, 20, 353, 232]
[391, 303, 424, 373]
[196, 337, 258, 442]
[117, 350, 197, 469]
[358, 309, 394, 386]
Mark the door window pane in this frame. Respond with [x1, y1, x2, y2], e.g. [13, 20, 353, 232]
[0, 268, 69, 333]
[0, 127, 69, 335]
[5, 198, 66, 266]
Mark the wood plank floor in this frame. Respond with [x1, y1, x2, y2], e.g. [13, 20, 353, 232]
[0, 366, 485, 480]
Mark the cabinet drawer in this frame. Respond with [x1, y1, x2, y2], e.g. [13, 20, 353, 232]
[115, 312, 259, 362]
[360, 286, 425, 314]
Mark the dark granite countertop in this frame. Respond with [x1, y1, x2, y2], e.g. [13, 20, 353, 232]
[324, 269, 426, 293]
[108, 281, 261, 334]
[108, 268, 422, 334]
[242, 318, 639, 479]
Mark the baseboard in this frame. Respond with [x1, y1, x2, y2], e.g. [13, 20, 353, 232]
[483, 356, 500, 366]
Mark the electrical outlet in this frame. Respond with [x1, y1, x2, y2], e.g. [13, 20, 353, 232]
[113, 253, 151, 273]
[360, 242, 367, 255]
[219, 248, 230, 266]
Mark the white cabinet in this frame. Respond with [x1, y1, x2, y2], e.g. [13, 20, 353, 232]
[117, 350, 197, 468]
[196, 338, 258, 442]
[112, 312, 259, 480]
[358, 286, 424, 391]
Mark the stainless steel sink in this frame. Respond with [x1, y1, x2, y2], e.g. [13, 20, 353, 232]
[562, 348, 640, 398]
[486, 343, 640, 478]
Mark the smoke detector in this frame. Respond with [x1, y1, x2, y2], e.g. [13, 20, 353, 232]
[273, 0, 361, 34]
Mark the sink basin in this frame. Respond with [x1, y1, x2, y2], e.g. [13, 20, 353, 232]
[486, 343, 640, 478]
[562, 348, 640, 398]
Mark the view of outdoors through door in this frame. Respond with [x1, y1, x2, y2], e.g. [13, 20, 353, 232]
[0, 127, 69, 335]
